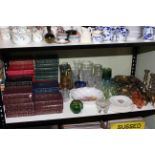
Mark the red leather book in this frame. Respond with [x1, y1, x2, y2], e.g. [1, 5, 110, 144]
[35, 104, 63, 111]
[34, 100, 63, 106]
[5, 109, 34, 117]
[8, 64, 34, 70]
[34, 93, 62, 101]
[3, 97, 33, 105]
[7, 70, 34, 76]
[6, 81, 32, 87]
[4, 86, 32, 94]
[3, 92, 32, 99]
[9, 60, 34, 66]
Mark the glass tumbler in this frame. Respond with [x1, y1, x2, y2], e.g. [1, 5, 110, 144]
[72, 61, 82, 83]
[102, 67, 112, 81]
[81, 61, 94, 87]
[93, 64, 103, 89]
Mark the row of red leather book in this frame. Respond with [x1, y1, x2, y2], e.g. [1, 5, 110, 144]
[3, 59, 63, 117]
[3, 84, 63, 117]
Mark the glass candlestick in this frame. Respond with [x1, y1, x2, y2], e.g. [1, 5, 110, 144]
[44, 26, 55, 43]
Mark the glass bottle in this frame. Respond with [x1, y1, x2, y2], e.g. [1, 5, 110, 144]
[59, 63, 73, 89]
[44, 26, 55, 43]
[143, 69, 150, 88]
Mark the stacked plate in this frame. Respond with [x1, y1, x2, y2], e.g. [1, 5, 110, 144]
[126, 26, 143, 41]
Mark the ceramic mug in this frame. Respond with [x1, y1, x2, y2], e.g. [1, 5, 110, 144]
[11, 26, 32, 45]
[32, 27, 43, 42]
[92, 29, 104, 43]
[0, 26, 11, 41]
[143, 26, 154, 40]
[102, 27, 113, 41]
[116, 26, 128, 41]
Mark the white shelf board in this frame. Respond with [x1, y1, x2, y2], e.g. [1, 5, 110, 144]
[5, 100, 155, 124]
[1, 39, 155, 49]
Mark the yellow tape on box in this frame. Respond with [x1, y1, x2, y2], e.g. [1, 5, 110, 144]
[110, 121, 145, 129]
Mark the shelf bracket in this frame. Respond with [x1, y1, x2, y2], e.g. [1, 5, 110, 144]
[0, 92, 6, 128]
[131, 47, 139, 76]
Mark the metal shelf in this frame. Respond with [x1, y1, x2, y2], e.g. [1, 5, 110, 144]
[0, 39, 155, 50]
[4, 101, 155, 128]
[0, 39, 155, 128]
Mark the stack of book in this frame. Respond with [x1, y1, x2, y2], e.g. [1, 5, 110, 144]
[34, 92, 63, 115]
[33, 58, 63, 115]
[3, 82, 33, 117]
[33, 58, 58, 82]
[3, 60, 34, 117]
[3, 57, 63, 117]
[6, 60, 34, 82]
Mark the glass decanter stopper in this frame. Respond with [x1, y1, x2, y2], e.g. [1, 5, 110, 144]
[44, 26, 55, 43]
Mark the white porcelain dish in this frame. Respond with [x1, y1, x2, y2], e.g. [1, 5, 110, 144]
[70, 87, 103, 101]
[109, 95, 134, 113]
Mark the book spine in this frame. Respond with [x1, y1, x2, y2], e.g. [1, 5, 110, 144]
[6, 70, 34, 76]
[34, 64, 58, 68]
[6, 81, 32, 87]
[32, 87, 59, 94]
[34, 93, 62, 101]
[9, 60, 34, 65]
[34, 76, 58, 81]
[34, 100, 63, 105]
[3, 98, 33, 105]
[35, 59, 59, 64]
[32, 81, 58, 88]
[3, 93, 32, 99]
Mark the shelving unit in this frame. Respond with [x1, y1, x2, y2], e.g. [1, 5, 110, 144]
[1, 39, 155, 128]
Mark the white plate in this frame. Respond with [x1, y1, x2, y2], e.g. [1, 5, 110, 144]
[108, 95, 134, 113]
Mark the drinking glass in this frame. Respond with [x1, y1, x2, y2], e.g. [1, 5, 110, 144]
[80, 61, 94, 87]
[102, 67, 112, 81]
[93, 64, 103, 89]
